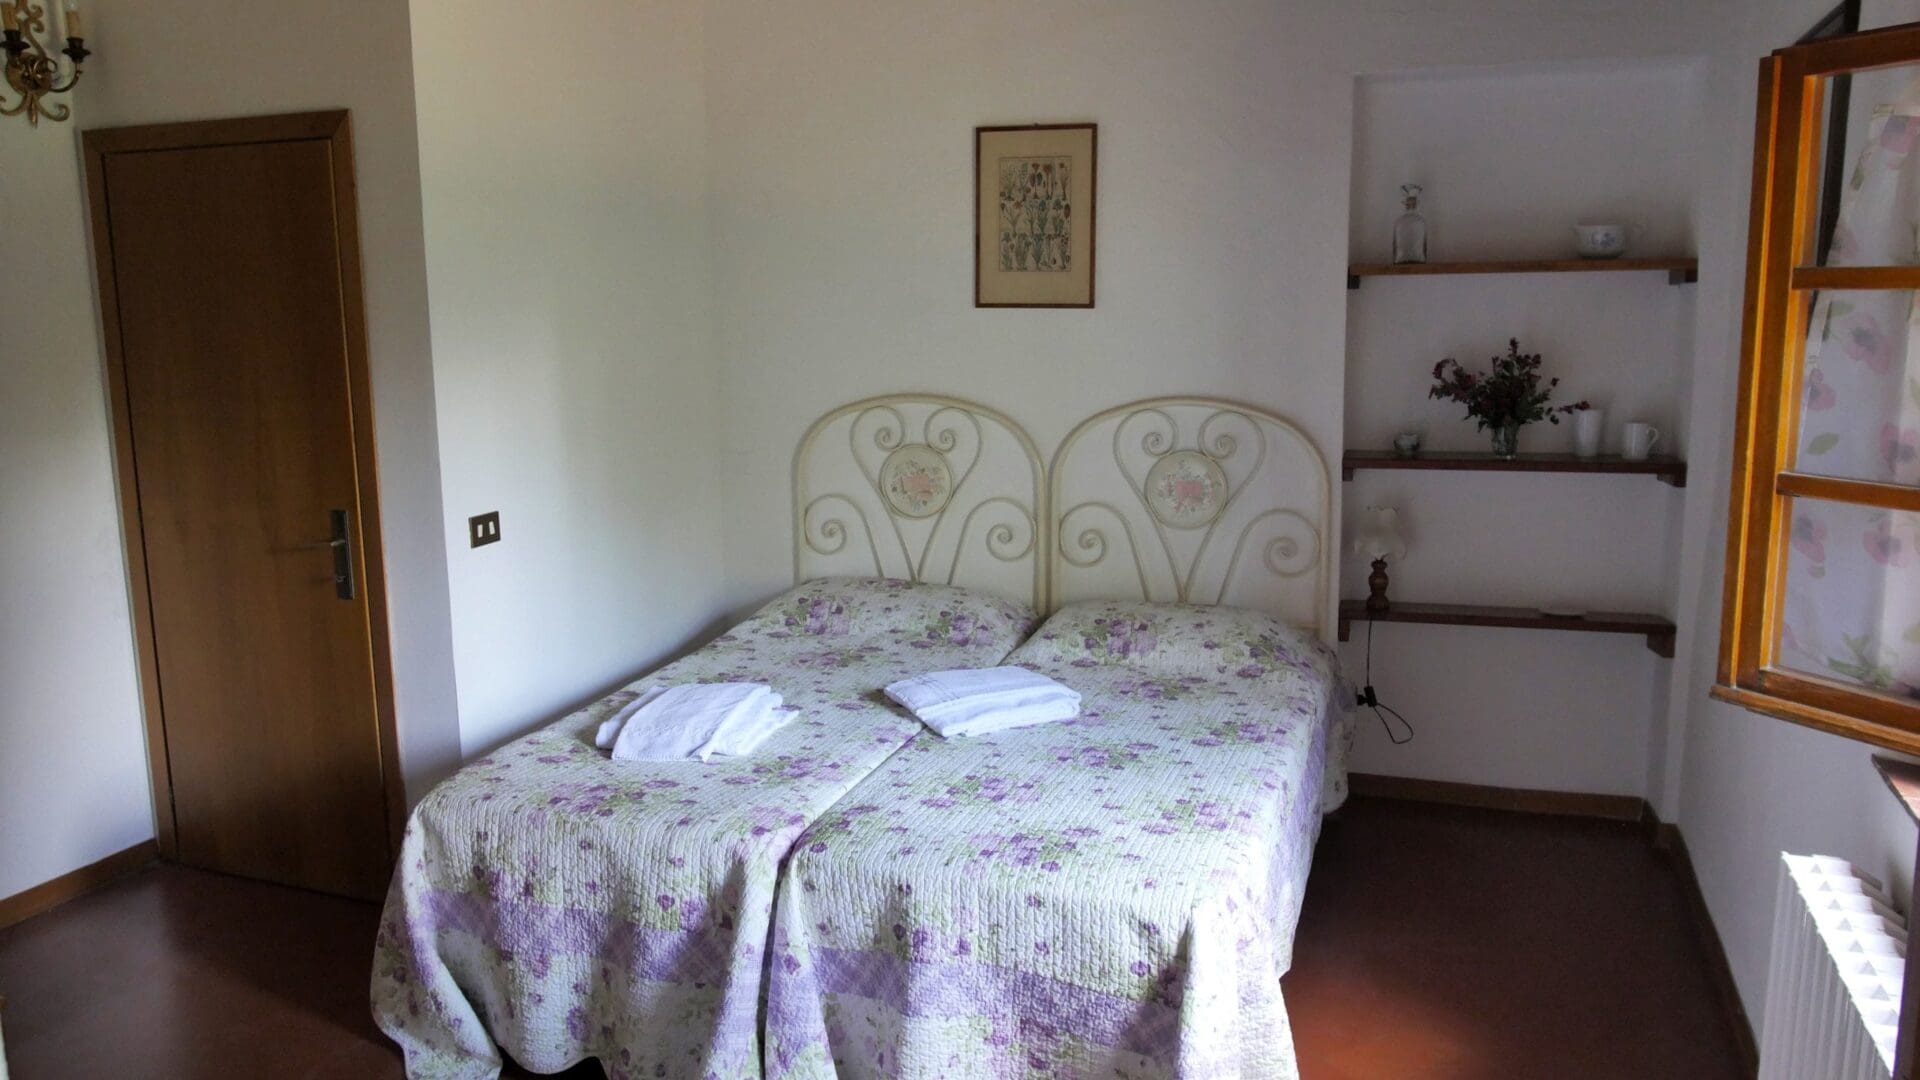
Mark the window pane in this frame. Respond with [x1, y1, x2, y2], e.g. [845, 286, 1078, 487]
[1777, 497, 1920, 701]
[1809, 67, 1920, 267]
[1792, 288, 1920, 485]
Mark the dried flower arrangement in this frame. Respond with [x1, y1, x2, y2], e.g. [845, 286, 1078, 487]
[1429, 338, 1589, 458]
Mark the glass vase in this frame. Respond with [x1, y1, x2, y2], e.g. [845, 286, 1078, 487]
[1490, 422, 1520, 459]
[1392, 184, 1427, 265]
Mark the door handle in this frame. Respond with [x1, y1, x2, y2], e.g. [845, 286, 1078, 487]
[299, 503, 360, 595]
[323, 508, 355, 601]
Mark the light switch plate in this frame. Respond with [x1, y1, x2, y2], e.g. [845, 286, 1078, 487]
[468, 511, 501, 548]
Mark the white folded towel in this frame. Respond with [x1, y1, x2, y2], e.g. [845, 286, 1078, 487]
[884, 666, 1081, 738]
[595, 682, 794, 762]
[595, 686, 668, 749]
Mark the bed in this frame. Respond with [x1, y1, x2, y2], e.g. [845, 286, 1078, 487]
[370, 397, 1049, 1079]
[762, 399, 1349, 1079]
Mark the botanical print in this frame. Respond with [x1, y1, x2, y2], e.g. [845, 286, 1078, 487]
[998, 156, 1073, 272]
[369, 578, 1036, 1080]
[1783, 94, 1920, 701]
[976, 125, 1094, 307]
[763, 601, 1353, 1080]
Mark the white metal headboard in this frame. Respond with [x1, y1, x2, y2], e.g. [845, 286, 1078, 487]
[794, 394, 1047, 611]
[1049, 397, 1331, 635]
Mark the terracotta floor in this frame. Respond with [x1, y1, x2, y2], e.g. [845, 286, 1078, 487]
[0, 797, 1745, 1079]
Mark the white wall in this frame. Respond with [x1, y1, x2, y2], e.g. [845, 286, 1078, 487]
[0, 105, 155, 900]
[68, 0, 464, 802]
[701, 0, 1738, 627]
[1340, 61, 1700, 795]
[409, 0, 730, 755]
[704, 0, 1361, 620]
[1349, 62, 1701, 267]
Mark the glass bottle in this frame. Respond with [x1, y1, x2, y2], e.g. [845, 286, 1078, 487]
[1392, 184, 1428, 265]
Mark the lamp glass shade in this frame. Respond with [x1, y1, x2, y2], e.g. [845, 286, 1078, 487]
[1351, 506, 1407, 562]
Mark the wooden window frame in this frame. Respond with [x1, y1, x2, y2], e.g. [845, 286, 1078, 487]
[1718, 23, 1920, 755]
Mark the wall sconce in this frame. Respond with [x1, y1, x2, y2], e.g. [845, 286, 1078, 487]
[2, 0, 88, 127]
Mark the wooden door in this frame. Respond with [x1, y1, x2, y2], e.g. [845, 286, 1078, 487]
[83, 112, 401, 901]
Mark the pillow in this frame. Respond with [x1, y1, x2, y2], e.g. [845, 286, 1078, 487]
[1012, 600, 1335, 684]
[728, 577, 1039, 651]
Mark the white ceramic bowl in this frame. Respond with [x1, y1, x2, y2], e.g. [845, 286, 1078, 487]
[1574, 224, 1628, 259]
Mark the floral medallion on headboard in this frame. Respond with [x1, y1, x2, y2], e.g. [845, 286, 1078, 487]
[793, 395, 1047, 611]
[1050, 397, 1331, 635]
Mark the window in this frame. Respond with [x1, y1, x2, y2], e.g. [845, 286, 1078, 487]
[1719, 23, 1920, 753]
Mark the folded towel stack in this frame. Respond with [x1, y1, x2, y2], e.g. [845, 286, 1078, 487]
[883, 666, 1081, 738]
[594, 682, 794, 762]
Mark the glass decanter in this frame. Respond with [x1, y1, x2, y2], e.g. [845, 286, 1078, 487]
[1392, 184, 1428, 265]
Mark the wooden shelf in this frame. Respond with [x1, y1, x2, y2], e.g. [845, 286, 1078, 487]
[1338, 599, 1676, 657]
[1343, 449, 1687, 487]
[1347, 257, 1698, 289]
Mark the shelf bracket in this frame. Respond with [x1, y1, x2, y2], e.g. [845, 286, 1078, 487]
[1647, 627, 1676, 658]
[1668, 267, 1698, 286]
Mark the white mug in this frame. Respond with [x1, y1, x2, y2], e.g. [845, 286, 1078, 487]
[1623, 421, 1661, 460]
[1572, 408, 1605, 459]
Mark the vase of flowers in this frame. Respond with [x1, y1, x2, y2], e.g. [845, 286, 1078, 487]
[1429, 339, 1588, 459]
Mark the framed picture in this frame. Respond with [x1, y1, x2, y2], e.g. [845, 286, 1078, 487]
[975, 123, 1097, 308]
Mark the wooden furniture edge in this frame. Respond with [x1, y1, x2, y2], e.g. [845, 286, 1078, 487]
[1871, 755, 1920, 1079]
[0, 839, 158, 931]
[1873, 755, 1920, 824]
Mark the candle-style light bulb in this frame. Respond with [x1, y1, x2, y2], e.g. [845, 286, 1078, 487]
[2, 3, 20, 33]
[62, 0, 82, 39]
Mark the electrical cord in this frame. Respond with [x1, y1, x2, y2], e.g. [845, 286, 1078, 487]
[1357, 619, 1415, 745]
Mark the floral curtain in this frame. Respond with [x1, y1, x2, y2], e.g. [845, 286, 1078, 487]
[1781, 91, 1920, 701]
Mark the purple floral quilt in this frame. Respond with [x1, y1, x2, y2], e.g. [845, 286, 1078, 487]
[764, 601, 1349, 1080]
[370, 579, 1039, 1080]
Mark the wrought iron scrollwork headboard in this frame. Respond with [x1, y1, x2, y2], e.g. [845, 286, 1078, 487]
[1049, 397, 1332, 635]
[793, 394, 1047, 611]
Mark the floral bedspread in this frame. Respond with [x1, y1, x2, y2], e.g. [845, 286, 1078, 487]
[371, 579, 1038, 1080]
[764, 601, 1349, 1080]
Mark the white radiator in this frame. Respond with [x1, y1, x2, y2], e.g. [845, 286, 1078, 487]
[1759, 854, 1908, 1080]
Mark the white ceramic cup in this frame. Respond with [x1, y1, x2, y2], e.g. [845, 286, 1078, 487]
[1574, 223, 1629, 259]
[1572, 408, 1605, 459]
[1623, 421, 1661, 460]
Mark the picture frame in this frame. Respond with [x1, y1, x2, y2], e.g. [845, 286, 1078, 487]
[975, 123, 1097, 308]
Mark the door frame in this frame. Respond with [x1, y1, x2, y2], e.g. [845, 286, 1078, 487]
[81, 110, 407, 860]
